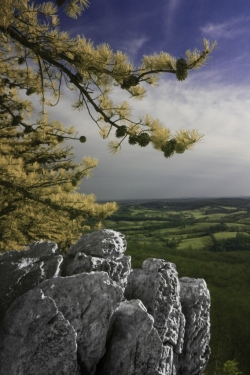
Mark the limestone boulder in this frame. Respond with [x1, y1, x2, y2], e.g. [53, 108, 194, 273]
[124, 258, 187, 375]
[67, 229, 127, 259]
[125, 259, 185, 349]
[65, 229, 131, 288]
[96, 299, 164, 375]
[177, 277, 211, 375]
[38, 271, 123, 375]
[65, 251, 131, 288]
[0, 288, 79, 375]
[0, 241, 62, 326]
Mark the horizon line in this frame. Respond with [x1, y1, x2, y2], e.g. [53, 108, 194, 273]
[97, 196, 250, 203]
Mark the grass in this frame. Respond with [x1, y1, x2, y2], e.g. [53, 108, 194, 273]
[177, 236, 213, 250]
[214, 231, 238, 240]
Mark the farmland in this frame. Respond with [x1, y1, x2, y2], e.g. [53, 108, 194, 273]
[103, 197, 250, 375]
[103, 197, 250, 255]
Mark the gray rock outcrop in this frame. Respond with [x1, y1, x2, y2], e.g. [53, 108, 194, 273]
[0, 229, 211, 375]
[124, 258, 186, 375]
[96, 299, 164, 375]
[0, 288, 79, 375]
[64, 229, 131, 288]
[38, 272, 123, 374]
[0, 241, 62, 326]
[67, 229, 127, 259]
[177, 277, 211, 375]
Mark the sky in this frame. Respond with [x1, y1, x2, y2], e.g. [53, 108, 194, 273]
[44, 0, 250, 201]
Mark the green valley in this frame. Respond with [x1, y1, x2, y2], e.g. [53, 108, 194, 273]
[103, 197, 250, 375]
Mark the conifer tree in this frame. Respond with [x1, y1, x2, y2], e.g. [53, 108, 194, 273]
[0, 82, 117, 250]
[0, 0, 216, 250]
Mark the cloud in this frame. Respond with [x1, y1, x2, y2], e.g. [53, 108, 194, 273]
[165, 0, 181, 35]
[119, 37, 148, 60]
[33, 72, 250, 200]
[168, 0, 181, 14]
[201, 16, 250, 39]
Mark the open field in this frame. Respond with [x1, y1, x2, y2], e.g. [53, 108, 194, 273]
[104, 197, 250, 252]
[214, 231, 238, 240]
[103, 197, 250, 375]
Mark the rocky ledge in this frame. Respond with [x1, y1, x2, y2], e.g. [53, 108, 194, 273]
[0, 229, 211, 375]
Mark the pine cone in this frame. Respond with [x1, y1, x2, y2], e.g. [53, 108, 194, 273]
[176, 58, 188, 81]
[128, 134, 138, 145]
[79, 136, 87, 143]
[26, 88, 36, 96]
[57, 135, 64, 143]
[175, 143, 186, 154]
[115, 126, 127, 138]
[137, 133, 151, 147]
[121, 75, 139, 89]
[161, 139, 177, 158]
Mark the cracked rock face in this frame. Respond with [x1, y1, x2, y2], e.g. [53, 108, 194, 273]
[0, 241, 62, 327]
[0, 288, 79, 375]
[65, 251, 131, 289]
[177, 277, 211, 375]
[96, 299, 164, 375]
[38, 272, 123, 375]
[124, 258, 185, 375]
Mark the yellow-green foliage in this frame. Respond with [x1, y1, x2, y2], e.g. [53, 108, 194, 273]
[222, 360, 242, 375]
[0, 0, 216, 156]
[0, 0, 215, 249]
[0, 83, 117, 250]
